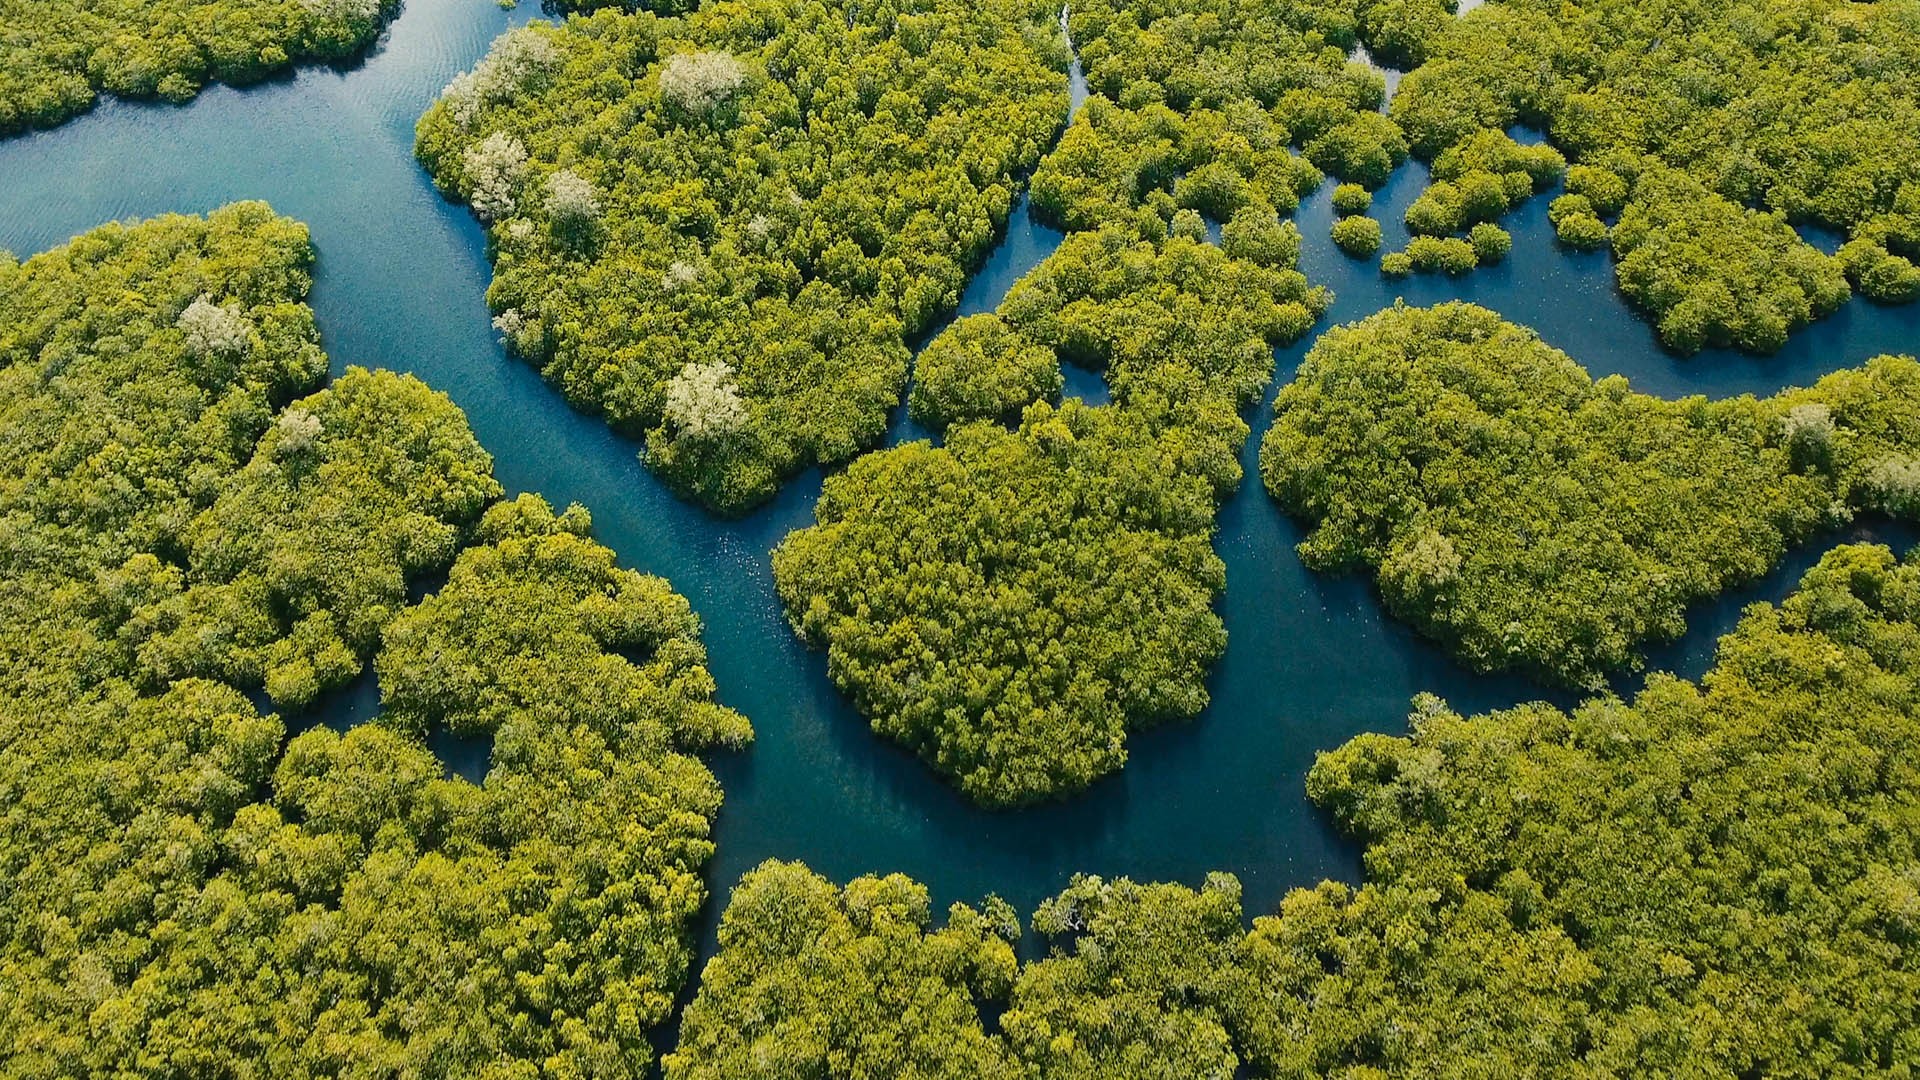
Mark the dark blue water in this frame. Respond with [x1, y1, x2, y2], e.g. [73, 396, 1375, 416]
[4, 0, 1918, 965]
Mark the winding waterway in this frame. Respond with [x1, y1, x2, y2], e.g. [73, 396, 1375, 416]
[4, 0, 1918, 985]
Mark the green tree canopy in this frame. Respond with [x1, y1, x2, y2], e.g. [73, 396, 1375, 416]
[1384, 0, 1920, 353]
[0, 0, 400, 134]
[0, 206, 746, 1076]
[415, 0, 1069, 512]
[1262, 301, 1920, 686]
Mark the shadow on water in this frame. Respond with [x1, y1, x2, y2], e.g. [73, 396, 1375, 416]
[5, 0, 1920, 1036]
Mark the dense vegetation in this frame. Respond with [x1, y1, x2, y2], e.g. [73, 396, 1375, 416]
[0, 0, 399, 134]
[416, 0, 1068, 512]
[679, 543, 1920, 1075]
[664, 860, 1023, 1080]
[770, 0, 1427, 805]
[1383, 0, 1920, 352]
[1262, 301, 1920, 686]
[0, 205, 747, 1075]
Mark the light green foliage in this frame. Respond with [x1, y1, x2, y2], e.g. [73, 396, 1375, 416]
[774, 400, 1228, 806]
[1261, 544, 1920, 1075]
[1549, 191, 1610, 250]
[416, 1, 1068, 512]
[1841, 238, 1920, 304]
[1257, 302, 1920, 685]
[1355, 0, 1456, 68]
[1469, 221, 1510, 263]
[909, 313, 1065, 428]
[0, 209, 744, 1076]
[1380, 249, 1413, 276]
[1005, 873, 1263, 1079]
[774, 225, 1326, 805]
[1564, 162, 1627, 216]
[1613, 168, 1851, 354]
[1031, 0, 1392, 231]
[1402, 234, 1477, 273]
[1388, 0, 1920, 352]
[1404, 130, 1562, 253]
[1331, 182, 1373, 216]
[1332, 214, 1383, 256]
[0, 0, 399, 134]
[128, 367, 501, 708]
[664, 860, 1022, 1080]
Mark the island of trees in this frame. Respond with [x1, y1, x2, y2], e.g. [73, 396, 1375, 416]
[1263, 300, 1920, 686]
[0, 204, 747, 1075]
[672, 542, 1920, 1076]
[415, 0, 1069, 512]
[0, 0, 400, 135]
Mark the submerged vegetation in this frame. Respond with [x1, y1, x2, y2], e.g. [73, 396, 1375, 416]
[1263, 301, 1920, 686]
[0, 0, 400, 134]
[1378, 0, 1920, 353]
[682, 543, 1920, 1076]
[416, 0, 1067, 512]
[0, 205, 746, 1075]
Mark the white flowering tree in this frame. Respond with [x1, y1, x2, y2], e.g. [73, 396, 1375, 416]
[177, 296, 253, 360]
[464, 131, 528, 222]
[664, 360, 747, 440]
[658, 51, 747, 118]
[545, 169, 602, 242]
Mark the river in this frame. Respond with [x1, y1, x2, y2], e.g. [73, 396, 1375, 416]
[2, 0, 1917, 977]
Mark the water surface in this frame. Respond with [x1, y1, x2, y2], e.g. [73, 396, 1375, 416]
[3, 0, 1917, 968]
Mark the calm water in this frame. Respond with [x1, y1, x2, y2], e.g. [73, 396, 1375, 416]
[4, 0, 1918, 977]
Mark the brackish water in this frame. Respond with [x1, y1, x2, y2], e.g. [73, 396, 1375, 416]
[4, 0, 1919, 973]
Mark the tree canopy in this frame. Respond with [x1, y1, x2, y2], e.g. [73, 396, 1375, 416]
[664, 860, 1024, 1080]
[415, 0, 1069, 512]
[0, 0, 400, 135]
[675, 542, 1920, 1076]
[1382, 0, 1920, 353]
[769, 0, 1422, 805]
[774, 221, 1328, 806]
[1262, 300, 1920, 686]
[0, 206, 747, 1076]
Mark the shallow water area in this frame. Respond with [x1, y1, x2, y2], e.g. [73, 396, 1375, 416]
[3, 0, 1919, 983]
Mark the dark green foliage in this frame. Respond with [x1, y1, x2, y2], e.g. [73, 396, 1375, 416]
[909, 313, 1064, 429]
[1331, 214, 1383, 256]
[0, 0, 399, 134]
[416, 2, 1068, 512]
[0, 208, 746, 1076]
[664, 860, 1022, 1080]
[1257, 301, 1920, 686]
[1388, 0, 1920, 352]
[774, 224, 1326, 805]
